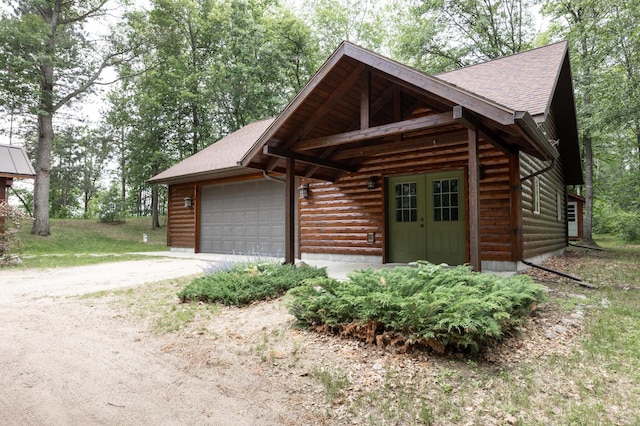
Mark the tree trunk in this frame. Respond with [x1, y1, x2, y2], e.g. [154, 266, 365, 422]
[582, 131, 596, 245]
[31, 3, 60, 236]
[31, 112, 53, 235]
[120, 127, 127, 214]
[151, 184, 160, 230]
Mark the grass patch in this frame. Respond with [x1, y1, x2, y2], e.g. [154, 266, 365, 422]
[311, 366, 351, 403]
[178, 261, 327, 306]
[108, 275, 216, 334]
[286, 261, 545, 354]
[12, 217, 168, 268]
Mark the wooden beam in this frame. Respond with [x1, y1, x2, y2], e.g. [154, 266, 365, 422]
[295, 111, 455, 151]
[343, 43, 517, 125]
[285, 157, 295, 264]
[303, 83, 397, 177]
[331, 129, 468, 160]
[468, 126, 481, 272]
[361, 69, 370, 129]
[454, 105, 516, 157]
[266, 63, 367, 171]
[263, 145, 357, 173]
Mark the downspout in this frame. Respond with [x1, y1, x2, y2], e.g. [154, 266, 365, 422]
[520, 157, 557, 184]
[514, 109, 559, 184]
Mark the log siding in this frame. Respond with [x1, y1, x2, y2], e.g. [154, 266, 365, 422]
[167, 183, 197, 248]
[299, 138, 516, 262]
[520, 151, 567, 259]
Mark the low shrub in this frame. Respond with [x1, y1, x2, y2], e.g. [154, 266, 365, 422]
[0, 201, 30, 266]
[178, 261, 327, 306]
[285, 261, 545, 354]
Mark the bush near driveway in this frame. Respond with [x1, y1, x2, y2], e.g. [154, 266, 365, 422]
[285, 261, 546, 354]
[178, 261, 327, 306]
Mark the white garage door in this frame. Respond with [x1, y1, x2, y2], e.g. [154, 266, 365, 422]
[200, 179, 285, 257]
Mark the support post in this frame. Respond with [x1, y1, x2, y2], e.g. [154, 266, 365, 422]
[285, 157, 296, 264]
[0, 177, 6, 204]
[468, 127, 481, 271]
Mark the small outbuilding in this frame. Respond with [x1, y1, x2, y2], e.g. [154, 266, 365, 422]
[0, 144, 35, 205]
[150, 41, 583, 272]
[567, 192, 585, 240]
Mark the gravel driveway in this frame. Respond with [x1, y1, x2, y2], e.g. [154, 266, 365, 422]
[0, 257, 308, 425]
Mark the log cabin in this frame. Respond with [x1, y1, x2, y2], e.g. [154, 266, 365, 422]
[149, 41, 583, 272]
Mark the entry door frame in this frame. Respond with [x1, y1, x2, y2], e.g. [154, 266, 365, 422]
[384, 168, 469, 265]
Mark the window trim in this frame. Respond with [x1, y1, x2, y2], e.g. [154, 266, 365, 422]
[532, 177, 541, 214]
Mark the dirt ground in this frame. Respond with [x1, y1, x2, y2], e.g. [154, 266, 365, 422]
[0, 258, 585, 425]
[0, 258, 327, 425]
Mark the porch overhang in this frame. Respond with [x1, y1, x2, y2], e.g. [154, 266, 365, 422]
[237, 42, 564, 267]
[240, 43, 559, 182]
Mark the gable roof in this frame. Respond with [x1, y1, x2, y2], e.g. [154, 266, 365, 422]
[149, 118, 274, 184]
[239, 41, 574, 182]
[0, 144, 36, 179]
[438, 41, 569, 119]
[151, 41, 582, 185]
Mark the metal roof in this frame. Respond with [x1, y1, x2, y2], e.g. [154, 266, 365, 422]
[0, 144, 36, 179]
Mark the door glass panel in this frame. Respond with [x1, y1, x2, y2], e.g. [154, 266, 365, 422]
[433, 178, 459, 222]
[395, 182, 418, 222]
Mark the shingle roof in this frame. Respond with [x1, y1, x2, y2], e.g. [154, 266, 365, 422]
[438, 41, 568, 118]
[148, 118, 275, 184]
[0, 144, 36, 179]
[151, 42, 572, 184]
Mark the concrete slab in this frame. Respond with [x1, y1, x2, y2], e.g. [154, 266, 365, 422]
[132, 251, 517, 280]
[132, 251, 399, 280]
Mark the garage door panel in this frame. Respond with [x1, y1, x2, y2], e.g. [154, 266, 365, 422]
[200, 179, 287, 257]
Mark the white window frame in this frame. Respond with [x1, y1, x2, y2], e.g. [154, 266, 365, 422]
[533, 177, 541, 214]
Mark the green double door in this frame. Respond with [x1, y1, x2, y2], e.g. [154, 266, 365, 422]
[387, 171, 466, 265]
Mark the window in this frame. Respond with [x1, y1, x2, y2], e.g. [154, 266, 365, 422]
[556, 191, 562, 222]
[395, 182, 417, 222]
[433, 178, 459, 221]
[532, 177, 541, 214]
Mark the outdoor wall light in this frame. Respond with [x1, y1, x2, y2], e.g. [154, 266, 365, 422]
[299, 183, 309, 199]
[367, 176, 377, 190]
[184, 197, 193, 208]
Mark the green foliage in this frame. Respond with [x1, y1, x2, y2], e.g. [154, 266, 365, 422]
[393, 0, 539, 72]
[178, 262, 327, 306]
[615, 211, 640, 242]
[97, 182, 125, 224]
[593, 200, 640, 242]
[285, 261, 545, 354]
